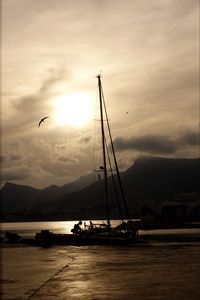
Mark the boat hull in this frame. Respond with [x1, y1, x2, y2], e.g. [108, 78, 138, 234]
[34, 232, 144, 246]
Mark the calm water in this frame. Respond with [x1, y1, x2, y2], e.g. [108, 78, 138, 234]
[0, 220, 120, 238]
[1, 220, 200, 242]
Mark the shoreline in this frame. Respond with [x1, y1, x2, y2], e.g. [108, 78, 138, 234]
[1, 219, 200, 229]
[1, 232, 200, 248]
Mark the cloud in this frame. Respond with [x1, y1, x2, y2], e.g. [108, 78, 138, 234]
[1, 132, 92, 186]
[14, 69, 65, 111]
[2, 69, 66, 135]
[112, 131, 199, 155]
[79, 135, 91, 144]
[38, 68, 65, 94]
[10, 154, 22, 161]
[57, 156, 79, 165]
[0, 155, 6, 163]
[55, 144, 66, 151]
[179, 131, 199, 146]
[113, 135, 177, 154]
[1, 166, 30, 181]
[0, 153, 22, 165]
[1, 0, 198, 189]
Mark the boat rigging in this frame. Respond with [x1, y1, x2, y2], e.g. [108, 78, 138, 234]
[96, 74, 130, 225]
[35, 75, 140, 246]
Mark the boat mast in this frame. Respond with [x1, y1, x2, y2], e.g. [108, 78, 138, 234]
[102, 93, 130, 221]
[97, 75, 111, 228]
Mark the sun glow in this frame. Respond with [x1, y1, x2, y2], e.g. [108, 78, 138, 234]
[53, 92, 93, 127]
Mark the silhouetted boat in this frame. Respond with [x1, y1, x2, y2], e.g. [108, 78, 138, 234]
[35, 75, 142, 246]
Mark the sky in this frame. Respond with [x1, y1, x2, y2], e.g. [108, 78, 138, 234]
[1, 0, 199, 189]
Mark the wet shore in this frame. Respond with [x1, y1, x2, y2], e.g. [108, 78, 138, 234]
[1, 242, 200, 300]
[1, 224, 200, 299]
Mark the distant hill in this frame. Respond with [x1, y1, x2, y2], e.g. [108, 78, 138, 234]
[0, 156, 199, 221]
[0, 173, 95, 220]
[48, 156, 200, 220]
[123, 156, 199, 201]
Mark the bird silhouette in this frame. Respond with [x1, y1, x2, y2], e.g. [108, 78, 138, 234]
[38, 116, 49, 128]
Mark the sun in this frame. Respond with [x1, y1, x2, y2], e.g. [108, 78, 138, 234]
[53, 92, 93, 127]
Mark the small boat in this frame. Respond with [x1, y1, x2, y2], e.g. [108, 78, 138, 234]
[35, 75, 142, 246]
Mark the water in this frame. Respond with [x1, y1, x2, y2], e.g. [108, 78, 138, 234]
[1, 220, 200, 242]
[0, 220, 78, 238]
[0, 220, 120, 239]
[1, 220, 137, 239]
[1, 221, 200, 300]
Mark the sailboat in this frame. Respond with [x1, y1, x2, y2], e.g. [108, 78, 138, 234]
[35, 75, 140, 246]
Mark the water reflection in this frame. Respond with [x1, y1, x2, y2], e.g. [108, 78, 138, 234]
[1, 220, 200, 241]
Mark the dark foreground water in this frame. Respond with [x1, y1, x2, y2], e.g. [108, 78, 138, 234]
[1, 222, 200, 300]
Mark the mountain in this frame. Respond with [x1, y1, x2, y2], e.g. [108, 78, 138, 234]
[38, 173, 95, 202]
[0, 182, 40, 213]
[1, 156, 199, 221]
[123, 156, 199, 200]
[48, 156, 199, 220]
[0, 173, 95, 220]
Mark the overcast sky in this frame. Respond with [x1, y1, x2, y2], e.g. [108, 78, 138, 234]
[1, 0, 199, 188]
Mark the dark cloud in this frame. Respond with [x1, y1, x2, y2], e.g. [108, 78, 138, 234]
[1, 151, 23, 164]
[2, 167, 30, 181]
[79, 136, 91, 144]
[10, 154, 22, 161]
[55, 145, 66, 151]
[58, 156, 71, 163]
[113, 131, 198, 155]
[57, 156, 78, 165]
[39, 68, 65, 94]
[2, 69, 67, 135]
[0, 155, 6, 162]
[14, 94, 38, 114]
[10, 142, 20, 149]
[179, 131, 199, 146]
[113, 135, 177, 154]
[15, 69, 65, 112]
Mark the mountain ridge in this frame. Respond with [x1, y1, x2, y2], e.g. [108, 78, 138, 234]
[1, 156, 199, 222]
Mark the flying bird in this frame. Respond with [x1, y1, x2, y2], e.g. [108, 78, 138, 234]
[38, 116, 49, 128]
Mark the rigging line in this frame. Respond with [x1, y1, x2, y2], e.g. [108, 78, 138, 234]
[92, 86, 97, 201]
[97, 75, 110, 227]
[198, 82, 200, 159]
[105, 137, 124, 222]
[94, 82, 102, 173]
[101, 84, 130, 221]
[93, 83, 101, 199]
[26, 256, 75, 300]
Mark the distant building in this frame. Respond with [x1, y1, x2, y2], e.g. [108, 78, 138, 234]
[191, 204, 200, 220]
[161, 205, 188, 222]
